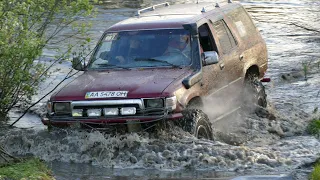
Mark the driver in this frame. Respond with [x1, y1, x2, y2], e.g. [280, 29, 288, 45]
[115, 38, 142, 64]
[164, 34, 190, 57]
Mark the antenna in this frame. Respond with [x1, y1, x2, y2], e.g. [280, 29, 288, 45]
[215, 0, 219, 8]
[136, 2, 170, 16]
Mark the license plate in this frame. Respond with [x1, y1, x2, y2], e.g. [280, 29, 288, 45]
[85, 91, 128, 99]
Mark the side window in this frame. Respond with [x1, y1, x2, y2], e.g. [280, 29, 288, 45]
[212, 20, 237, 54]
[227, 7, 257, 39]
[198, 23, 218, 53]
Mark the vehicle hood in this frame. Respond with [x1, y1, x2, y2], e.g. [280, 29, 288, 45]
[51, 68, 192, 101]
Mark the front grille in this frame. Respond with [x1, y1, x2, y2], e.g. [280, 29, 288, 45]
[51, 99, 167, 118]
[73, 104, 141, 117]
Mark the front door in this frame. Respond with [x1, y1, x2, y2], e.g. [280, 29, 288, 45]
[200, 19, 242, 119]
[198, 23, 227, 96]
[198, 23, 232, 119]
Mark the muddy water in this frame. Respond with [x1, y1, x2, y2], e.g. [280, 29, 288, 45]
[1, 0, 320, 179]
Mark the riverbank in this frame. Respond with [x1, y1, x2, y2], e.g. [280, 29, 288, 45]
[0, 158, 54, 180]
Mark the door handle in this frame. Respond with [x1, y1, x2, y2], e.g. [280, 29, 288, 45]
[219, 63, 225, 70]
[239, 54, 244, 61]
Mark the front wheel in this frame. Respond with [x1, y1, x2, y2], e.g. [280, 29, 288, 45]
[177, 109, 213, 140]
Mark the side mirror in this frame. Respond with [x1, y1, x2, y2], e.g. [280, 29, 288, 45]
[202, 51, 219, 66]
[72, 57, 85, 71]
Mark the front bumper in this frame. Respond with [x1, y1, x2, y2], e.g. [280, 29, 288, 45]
[41, 113, 183, 127]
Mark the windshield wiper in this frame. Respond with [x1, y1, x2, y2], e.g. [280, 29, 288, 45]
[96, 63, 131, 70]
[134, 58, 180, 68]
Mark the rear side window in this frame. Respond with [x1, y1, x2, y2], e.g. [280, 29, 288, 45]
[227, 7, 257, 39]
[212, 20, 237, 54]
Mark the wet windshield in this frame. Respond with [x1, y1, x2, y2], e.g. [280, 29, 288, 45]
[88, 29, 191, 69]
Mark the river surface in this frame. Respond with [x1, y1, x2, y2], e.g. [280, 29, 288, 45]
[1, 0, 320, 179]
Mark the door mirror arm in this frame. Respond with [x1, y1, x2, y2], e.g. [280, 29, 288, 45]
[202, 51, 219, 66]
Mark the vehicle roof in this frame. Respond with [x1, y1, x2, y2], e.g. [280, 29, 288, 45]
[107, 2, 241, 32]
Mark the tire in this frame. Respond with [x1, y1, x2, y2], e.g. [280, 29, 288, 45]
[244, 75, 267, 108]
[177, 109, 213, 140]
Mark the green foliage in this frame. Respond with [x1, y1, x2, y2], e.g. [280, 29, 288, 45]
[0, 0, 95, 120]
[306, 118, 320, 137]
[310, 162, 320, 180]
[0, 158, 53, 180]
[302, 61, 311, 80]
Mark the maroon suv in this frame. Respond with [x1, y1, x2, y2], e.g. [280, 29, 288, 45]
[43, 1, 268, 139]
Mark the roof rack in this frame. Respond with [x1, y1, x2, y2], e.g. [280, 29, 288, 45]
[197, 0, 232, 4]
[201, 4, 216, 13]
[201, 0, 233, 13]
[136, 2, 170, 16]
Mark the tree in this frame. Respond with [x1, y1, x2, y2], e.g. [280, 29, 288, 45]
[0, 0, 95, 121]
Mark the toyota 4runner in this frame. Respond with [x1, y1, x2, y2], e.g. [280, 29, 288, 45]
[43, 1, 268, 139]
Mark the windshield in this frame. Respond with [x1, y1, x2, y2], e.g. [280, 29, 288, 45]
[88, 29, 191, 69]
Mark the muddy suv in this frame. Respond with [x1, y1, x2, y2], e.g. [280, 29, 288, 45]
[43, 1, 268, 139]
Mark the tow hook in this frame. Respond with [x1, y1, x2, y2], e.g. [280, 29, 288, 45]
[261, 77, 271, 82]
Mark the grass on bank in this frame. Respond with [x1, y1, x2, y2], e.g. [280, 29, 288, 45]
[307, 117, 320, 180]
[0, 158, 54, 180]
[306, 118, 320, 137]
[310, 162, 320, 180]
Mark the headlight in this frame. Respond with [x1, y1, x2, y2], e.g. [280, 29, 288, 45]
[145, 99, 164, 108]
[104, 108, 119, 116]
[87, 109, 102, 117]
[72, 109, 83, 117]
[54, 102, 71, 113]
[121, 107, 136, 115]
[165, 96, 177, 111]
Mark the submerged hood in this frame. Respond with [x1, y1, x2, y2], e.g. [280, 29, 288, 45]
[52, 68, 192, 101]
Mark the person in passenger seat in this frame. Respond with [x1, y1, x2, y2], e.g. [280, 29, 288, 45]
[164, 34, 190, 57]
